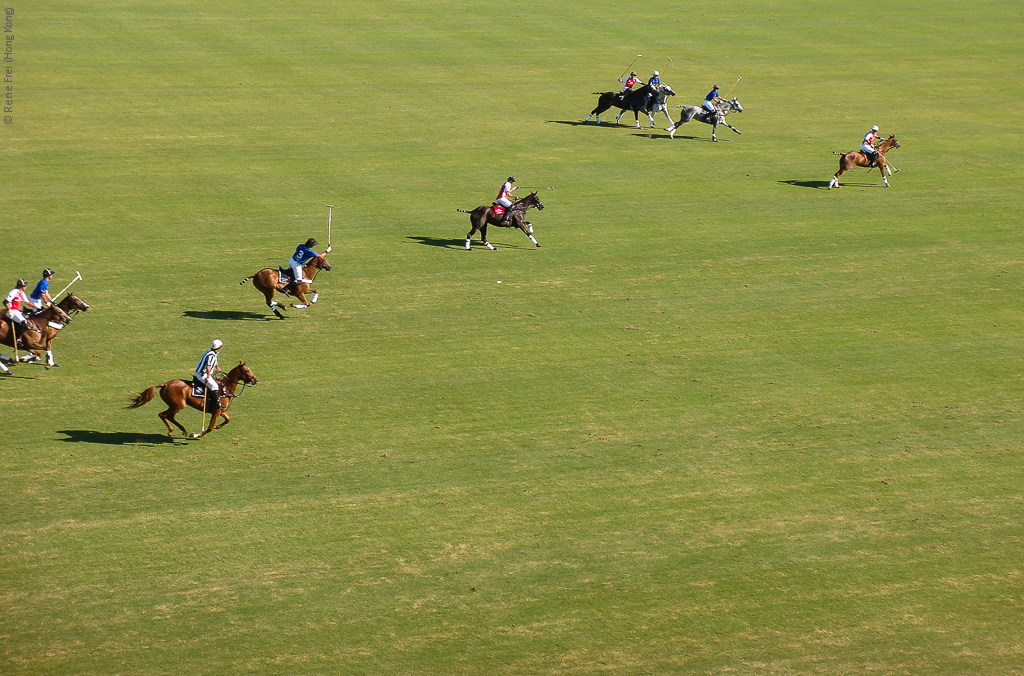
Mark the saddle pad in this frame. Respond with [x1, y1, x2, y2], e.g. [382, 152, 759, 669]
[278, 268, 293, 283]
[492, 204, 505, 217]
[191, 381, 205, 397]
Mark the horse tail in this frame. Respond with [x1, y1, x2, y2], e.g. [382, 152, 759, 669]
[833, 151, 846, 156]
[456, 209, 472, 213]
[240, 274, 255, 286]
[125, 386, 157, 409]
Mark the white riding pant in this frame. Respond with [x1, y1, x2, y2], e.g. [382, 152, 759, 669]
[290, 258, 310, 283]
[496, 197, 512, 209]
[7, 309, 26, 325]
[861, 143, 876, 155]
[704, 101, 717, 113]
[199, 374, 219, 394]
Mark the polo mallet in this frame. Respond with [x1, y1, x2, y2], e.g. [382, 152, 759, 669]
[662, 57, 673, 76]
[619, 55, 642, 80]
[724, 76, 742, 98]
[191, 384, 207, 438]
[517, 186, 555, 190]
[53, 270, 83, 301]
[326, 205, 335, 253]
[9, 317, 17, 363]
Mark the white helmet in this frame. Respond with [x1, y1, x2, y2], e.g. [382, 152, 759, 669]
[211, 339, 223, 350]
[653, 71, 660, 76]
[871, 125, 879, 131]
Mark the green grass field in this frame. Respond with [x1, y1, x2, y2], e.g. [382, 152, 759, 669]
[3, 1, 1023, 674]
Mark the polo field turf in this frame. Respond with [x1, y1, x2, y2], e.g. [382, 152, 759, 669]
[3, 1, 1023, 674]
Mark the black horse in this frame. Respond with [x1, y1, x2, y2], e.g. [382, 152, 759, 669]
[457, 192, 544, 251]
[585, 84, 658, 127]
[666, 98, 744, 142]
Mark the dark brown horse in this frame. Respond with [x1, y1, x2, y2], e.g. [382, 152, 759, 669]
[239, 253, 332, 318]
[126, 361, 258, 438]
[829, 135, 901, 189]
[0, 294, 90, 368]
[584, 84, 675, 128]
[457, 192, 544, 251]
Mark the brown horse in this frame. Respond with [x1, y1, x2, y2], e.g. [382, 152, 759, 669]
[828, 135, 901, 189]
[457, 192, 544, 251]
[239, 253, 332, 318]
[126, 361, 258, 438]
[0, 294, 90, 368]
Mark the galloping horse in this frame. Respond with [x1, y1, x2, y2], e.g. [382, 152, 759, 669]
[457, 192, 544, 251]
[126, 361, 258, 438]
[240, 253, 332, 318]
[0, 294, 90, 368]
[644, 84, 676, 128]
[828, 135, 901, 189]
[585, 84, 660, 127]
[667, 98, 744, 142]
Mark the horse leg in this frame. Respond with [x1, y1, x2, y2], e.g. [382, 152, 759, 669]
[514, 217, 540, 247]
[711, 120, 718, 142]
[212, 410, 230, 430]
[880, 161, 890, 187]
[292, 286, 310, 309]
[481, 222, 496, 250]
[829, 158, 850, 190]
[723, 121, 741, 135]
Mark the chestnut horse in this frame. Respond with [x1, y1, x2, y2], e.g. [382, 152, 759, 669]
[126, 361, 258, 438]
[239, 253, 332, 318]
[828, 135, 901, 189]
[0, 294, 90, 368]
[457, 192, 544, 251]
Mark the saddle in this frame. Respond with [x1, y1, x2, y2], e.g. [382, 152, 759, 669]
[278, 268, 304, 294]
[492, 203, 505, 217]
[191, 378, 226, 408]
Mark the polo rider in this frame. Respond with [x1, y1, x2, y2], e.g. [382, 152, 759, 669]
[4, 279, 39, 346]
[703, 84, 724, 120]
[194, 339, 224, 402]
[496, 176, 516, 224]
[861, 125, 883, 166]
[29, 268, 55, 311]
[289, 238, 320, 286]
[619, 71, 641, 92]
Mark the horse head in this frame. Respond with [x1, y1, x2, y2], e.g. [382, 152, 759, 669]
[47, 303, 72, 324]
[314, 253, 333, 271]
[58, 293, 90, 315]
[236, 360, 259, 385]
[527, 192, 544, 211]
[728, 97, 743, 113]
[659, 84, 675, 97]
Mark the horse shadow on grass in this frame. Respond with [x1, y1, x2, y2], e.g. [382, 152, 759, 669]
[546, 120, 628, 129]
[57, 429, 180, 446]
[183, 310, 275, 321]
[640, 131, 717, 142]
[779, 179, 832, 190]
[407, 236, 467, 249]
[779, 179, 883, 190]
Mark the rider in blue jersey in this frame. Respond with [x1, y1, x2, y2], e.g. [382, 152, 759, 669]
[29, 268, 55, 311]
[703, 85, 723, 118]
[647, 71, 661, 88]
[289, 238, 319, 285]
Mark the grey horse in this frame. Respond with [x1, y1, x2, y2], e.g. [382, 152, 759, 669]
[666, 97, 743, 142]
